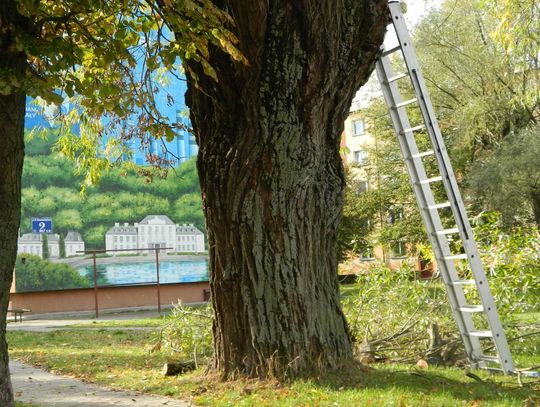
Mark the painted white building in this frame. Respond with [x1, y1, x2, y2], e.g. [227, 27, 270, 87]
[176, 223, 205, 253]
[17, 233, 47, 258]
[138, 215, 177, 252]
[17, 231, 85, 259]
[65, 231, 86, 257]
[105, 215, 205, 254]
[105, 223, 139, 255]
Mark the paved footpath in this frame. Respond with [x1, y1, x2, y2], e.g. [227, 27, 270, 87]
[10, 360, 193, 406]
[8, 309, 193, 406]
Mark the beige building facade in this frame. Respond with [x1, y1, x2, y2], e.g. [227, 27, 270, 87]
[341, 106, 414, 269]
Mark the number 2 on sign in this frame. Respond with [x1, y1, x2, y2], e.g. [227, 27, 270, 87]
[39, 222, 46, 232]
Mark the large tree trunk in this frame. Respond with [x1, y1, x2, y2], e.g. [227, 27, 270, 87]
[0, 82, 25, 407]
[0, 3, 28, 405]
[184, 1, 387, 378]
[531, 188, 540, 230]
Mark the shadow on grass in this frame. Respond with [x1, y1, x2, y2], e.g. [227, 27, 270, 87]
[8, 329, 539, 405]
[313, 360, 539, 404]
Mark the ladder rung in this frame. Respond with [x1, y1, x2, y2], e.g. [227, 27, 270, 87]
[417, 176, 442, 185]
[387, 72, 408, 83]
[451, 280, 476, 286]
[382, 45, 401, 57]
[477, 355, 501, 364]
[435, 228, 460, 235]
[428, 202, 451, 210]
[459, 305, 484, 313]
[519, 371, 540, 377]
[469, 330, 493, 338]
[393, 98, 417, 109]
[444, 253, 467, 261]
[401, 124, 426, 135]
[377, 3, 516, 375]
[412, 150, 434, 159]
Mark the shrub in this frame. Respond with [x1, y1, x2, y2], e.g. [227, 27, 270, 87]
[153, 216, 539, 367]
[472, 212, 540, 315]
[153, 303, 213, 364]
[342, 263, 457, 363]
[15, 255, 91, 292]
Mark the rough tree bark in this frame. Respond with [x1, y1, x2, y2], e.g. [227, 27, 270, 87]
[0, 2, 28, 405]
[531, 188, 540, 230]
[184, 1, 387, 378]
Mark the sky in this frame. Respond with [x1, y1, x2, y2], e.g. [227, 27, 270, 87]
[403, 0, 442, 26]
[352, 0, 443, 107]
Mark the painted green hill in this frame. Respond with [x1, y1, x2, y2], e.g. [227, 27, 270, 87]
[21, 132, 204, 248]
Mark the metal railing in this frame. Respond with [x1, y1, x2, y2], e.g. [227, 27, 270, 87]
[78, 247, 173, 318]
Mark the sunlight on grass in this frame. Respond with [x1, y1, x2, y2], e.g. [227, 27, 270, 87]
[69, 317, 166, 328]
[7, 328, 539, 407]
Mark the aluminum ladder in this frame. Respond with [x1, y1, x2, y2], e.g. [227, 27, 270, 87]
[374, 0, 515, 374]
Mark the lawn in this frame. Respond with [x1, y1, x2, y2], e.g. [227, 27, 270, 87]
[7, 328, 539, 406]
[69, 317, 166, 328]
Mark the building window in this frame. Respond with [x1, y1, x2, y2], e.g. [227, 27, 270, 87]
[360, 246, 375, 260]
[388, 207, 404, 224]
[390, 240, 406, 258]
[352, 119, 365, 136]
[114, 236, 117, 242]
[357, 180, 369, 194]
[353, 150, 369, 166]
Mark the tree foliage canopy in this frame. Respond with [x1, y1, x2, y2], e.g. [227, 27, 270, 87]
[339, 0, 540, 259]
[2, 0, 243, 187]
[414, 0, 538, 170]
[469, 125, 540, 228]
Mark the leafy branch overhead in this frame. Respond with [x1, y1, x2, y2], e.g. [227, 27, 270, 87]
[2, 0, 244, 186]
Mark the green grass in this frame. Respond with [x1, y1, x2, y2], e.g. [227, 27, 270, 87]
[7, 329, 540, 406]
[513, 312, 540, 324]
[69, 317, 166, 328]
[339, 284, 361, 299]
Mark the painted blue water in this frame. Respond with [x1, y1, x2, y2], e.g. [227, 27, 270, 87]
[77, 259, 209, 287]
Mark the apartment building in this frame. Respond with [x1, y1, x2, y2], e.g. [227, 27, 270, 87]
[341, 105, 412, 267]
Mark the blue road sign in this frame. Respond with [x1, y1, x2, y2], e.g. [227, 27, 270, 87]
[32, 218, 53, 233]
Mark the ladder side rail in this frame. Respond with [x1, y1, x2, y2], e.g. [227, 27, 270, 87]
[375, 56, 482, 361]
[388, 1, 475, 247]
[411, 64, 515, 372]
[387, 2, 516, 374]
